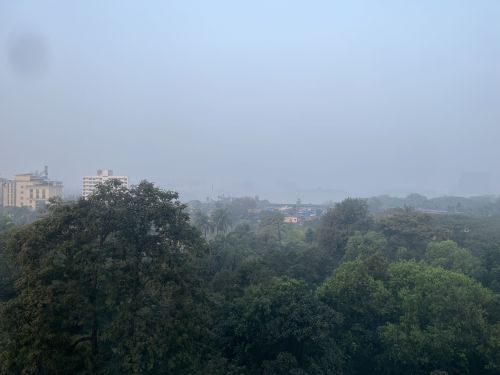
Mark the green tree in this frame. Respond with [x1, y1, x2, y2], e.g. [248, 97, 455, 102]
[192, 208, 211, 239]
[204, 224, 271, 299]
[477, 245, 500, 292]
[221, 277, 343, 374]
[0, 233, 16, 303]
[260, 211, 285, 246]
[0, 217, 17, 304]
[0, 217, 14, 233]
[343, 231, 388, 262]
[317, 255, 390, 374]
[379, 261, 497, 375]
[304, 228, 315, 244]
[211, 207, 232, 236]
[377, 209, 450, 259]
[317, 198, 371, 260]
[424, 240, 480, 277]
[0, 181, 209, 374]
[0, 207, 39, 227]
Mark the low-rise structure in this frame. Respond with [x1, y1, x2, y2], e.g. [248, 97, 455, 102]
[82, 169, 129, 198]
[283, 216, 299, 224]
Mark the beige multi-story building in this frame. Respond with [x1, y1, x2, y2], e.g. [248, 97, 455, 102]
[82, 169, 129, 198]
[0, 177, 6, 206]
[1, 167, 63, 209]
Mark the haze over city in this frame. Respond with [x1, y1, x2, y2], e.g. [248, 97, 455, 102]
[1, 1, 500, 202]
[4, 2, 500, 374]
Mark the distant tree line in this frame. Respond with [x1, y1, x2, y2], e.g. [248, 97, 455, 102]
[368, 193, 500, 216]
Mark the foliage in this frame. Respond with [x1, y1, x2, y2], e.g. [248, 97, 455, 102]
[343, 231, 387, 262]
[1, 192, 500, 374]
[0, 217, 15, 233]
[379, 261, 497, 375]
[211, 207, 232, 236]
[317, 198, 371, 259]
[0, 206, 40, 227]
[424, 240, 481, 277]
[377, 209, 449, 259]
[219, 277, 343, 374]
[192, 208, 211, 238]
[317, 256, 390, 374]
[0, 181, 209, 374]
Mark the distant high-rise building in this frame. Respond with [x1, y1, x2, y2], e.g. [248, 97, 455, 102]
[1, 167, 63, 209]
[82, 169, 129, 198]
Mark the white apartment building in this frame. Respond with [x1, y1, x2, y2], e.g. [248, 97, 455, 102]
[82, 169, 129, 198]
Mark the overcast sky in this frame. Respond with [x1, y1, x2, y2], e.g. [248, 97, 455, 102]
[1, 1, 499, 203]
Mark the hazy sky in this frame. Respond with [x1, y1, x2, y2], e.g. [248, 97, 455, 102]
[1, 1, 499, 203]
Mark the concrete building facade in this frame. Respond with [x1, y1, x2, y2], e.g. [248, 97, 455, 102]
[283, 216, 299, 224]
[82, 169, 129, 198]
[1, 167, 63, 209]
[0, 177, 5, 207]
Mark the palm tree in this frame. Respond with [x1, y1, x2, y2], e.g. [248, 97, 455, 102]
[211, 208, 231, 236]
[192, 209, 211, 239]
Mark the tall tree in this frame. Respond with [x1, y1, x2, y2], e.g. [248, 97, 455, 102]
[424, 240, 480, 277]
[317, 255, 390, 374]
[260, 211, 285, 247]
[379, 261, 498, 375]
[211, 208, 232, 236]
[317, 198, 371, 259]
[0, 181, 209, 374]
[343, 231, 388, 262]
[220, 277, 343, 374]
[192, 209, 211, 239]
[377, 209, 449, 259]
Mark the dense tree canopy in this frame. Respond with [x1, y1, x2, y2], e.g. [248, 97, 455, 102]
[1, 188, 499, 374]
[219, 277, 342, 374]
[317, 198, 371, 260]
[0, 182, 208, 374]
[380, 261, 498, 375]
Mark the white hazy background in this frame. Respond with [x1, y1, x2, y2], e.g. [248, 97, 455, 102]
[1, 1, 499, 202]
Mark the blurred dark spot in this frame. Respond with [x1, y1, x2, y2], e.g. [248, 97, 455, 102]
[8, 32, 48, 77]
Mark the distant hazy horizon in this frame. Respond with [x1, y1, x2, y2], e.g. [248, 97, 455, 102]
[2, 1, 499, 203]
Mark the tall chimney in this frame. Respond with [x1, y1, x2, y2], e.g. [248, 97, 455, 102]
[44, 165, 48, 177]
